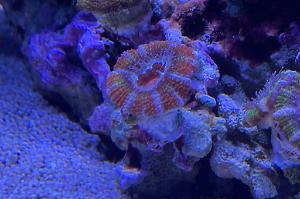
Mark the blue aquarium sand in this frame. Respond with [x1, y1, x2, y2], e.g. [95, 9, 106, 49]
[0, 56, 128, 198]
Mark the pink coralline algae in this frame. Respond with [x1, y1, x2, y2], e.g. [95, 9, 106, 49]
[243, 70, 300, 167]
[106, 40, 219, 118]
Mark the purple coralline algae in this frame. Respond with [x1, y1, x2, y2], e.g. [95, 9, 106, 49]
[212, 72, 300, 198]
[0, 56, 128, 198]
[112, 107, 226, 170]
[216, 74, 251, 131]
[27, 12, 103, 87]
[158, 19, 186, 44]
[243, 70, 300, 168]
[28, 32, 82, 87]
[89, 102, 115, 135]
[26, 12, 112, 124]
[172, 109, 226, 170]
[78, 28, 113, 90]
[217, 93, 241, 130]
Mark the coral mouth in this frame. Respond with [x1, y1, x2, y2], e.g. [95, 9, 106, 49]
[137, 63, 164, 89]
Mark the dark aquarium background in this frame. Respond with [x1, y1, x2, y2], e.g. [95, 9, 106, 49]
[0, 0, 299, 198]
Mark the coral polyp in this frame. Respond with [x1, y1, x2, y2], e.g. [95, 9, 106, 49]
[272, 81, 300, 165]
[243, 70, 300, 166]
[106, 41, 205, 117]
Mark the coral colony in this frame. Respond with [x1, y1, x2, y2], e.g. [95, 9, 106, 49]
[1, 0, 300, 198]
[243, 71, 300, 168]
[106, 41, 217, 117]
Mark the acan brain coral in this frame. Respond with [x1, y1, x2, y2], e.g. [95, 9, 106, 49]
[106, 41, 216, 118]
[243, 70, 300, 166]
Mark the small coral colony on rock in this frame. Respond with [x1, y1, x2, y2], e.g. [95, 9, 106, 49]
[1, 0, 300, 198]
